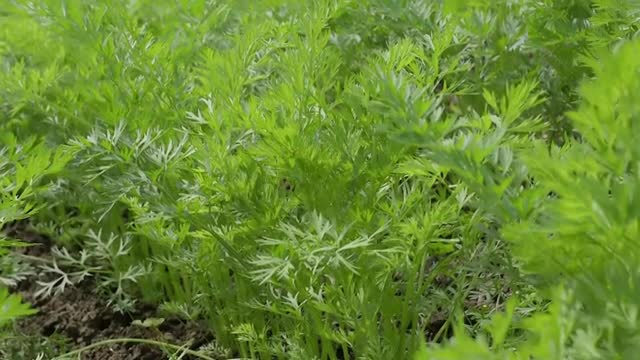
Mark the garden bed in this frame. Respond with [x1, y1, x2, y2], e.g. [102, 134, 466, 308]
[7, 224, 213, 360]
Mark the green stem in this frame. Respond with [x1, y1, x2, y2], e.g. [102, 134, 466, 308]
[15, 253, 52, 263]
[51, 337, 242, 360]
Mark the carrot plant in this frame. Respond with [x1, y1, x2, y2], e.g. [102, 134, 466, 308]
[2, 0, 640, 359]
[416, 37, 640, 360]
[0, 135, 71, 324]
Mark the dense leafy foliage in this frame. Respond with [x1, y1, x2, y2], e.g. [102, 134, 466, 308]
[2, 0, 640, 359]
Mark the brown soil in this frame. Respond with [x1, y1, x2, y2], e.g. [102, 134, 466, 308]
[5, 222, 213, 360]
